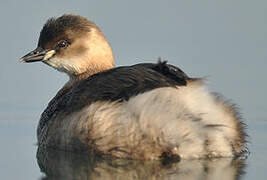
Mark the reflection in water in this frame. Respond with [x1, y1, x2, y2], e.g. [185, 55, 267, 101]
[37, 147, 246, 180]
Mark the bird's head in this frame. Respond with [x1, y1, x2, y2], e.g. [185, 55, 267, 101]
[20, 14, 114, 78]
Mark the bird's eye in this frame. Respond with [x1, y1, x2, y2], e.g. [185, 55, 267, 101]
[57, 40, 70, 49]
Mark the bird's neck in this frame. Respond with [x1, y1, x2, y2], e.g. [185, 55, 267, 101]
[63, 63, 113, 91]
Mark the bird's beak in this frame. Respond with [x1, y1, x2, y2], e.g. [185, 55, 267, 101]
[20, 47, 55, 63]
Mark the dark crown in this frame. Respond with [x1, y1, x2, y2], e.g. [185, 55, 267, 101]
[38, 14, 99, 47]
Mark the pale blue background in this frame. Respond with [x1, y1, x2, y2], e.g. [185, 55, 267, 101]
[0, 0, 266, 179]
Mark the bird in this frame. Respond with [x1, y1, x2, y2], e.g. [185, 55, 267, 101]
[20, 14, 247, 161]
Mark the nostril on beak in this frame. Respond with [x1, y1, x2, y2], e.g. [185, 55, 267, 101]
[31, 48, 42, 56]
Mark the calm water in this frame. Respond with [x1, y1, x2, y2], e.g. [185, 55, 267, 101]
[1, 0, 267, 179]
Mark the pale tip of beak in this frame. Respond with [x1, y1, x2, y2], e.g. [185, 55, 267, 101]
[19, 58, 26, 63]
